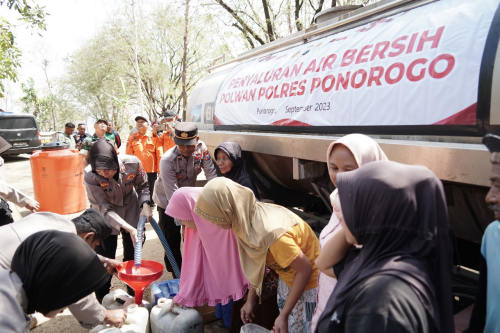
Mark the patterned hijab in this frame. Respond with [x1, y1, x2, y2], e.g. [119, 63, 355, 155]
[195, 177, 301, 297]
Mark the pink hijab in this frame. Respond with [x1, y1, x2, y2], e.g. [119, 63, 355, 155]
[310, 133, 388, 332]
[165, 187, 248, 307]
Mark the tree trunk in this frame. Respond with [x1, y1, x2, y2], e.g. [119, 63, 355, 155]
[262, 0, 275, 42]
[215, 0, 266, 46]
[181, 0, 190, 120]
[294, 0, 304, 31]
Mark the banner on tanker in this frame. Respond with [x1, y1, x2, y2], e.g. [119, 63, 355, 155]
[214, 0, 498, 127]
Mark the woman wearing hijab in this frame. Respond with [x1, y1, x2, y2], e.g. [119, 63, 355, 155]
[0, 230, 109, 332]
[311, 133, 388, 332]
[195, 177, 319, 333]
[215, 142, 258, 196]
[165, 188, 248, 311]
[215, 141, 260, 327]
[317, 161, 454, 333]
[84, 139, 153, 300]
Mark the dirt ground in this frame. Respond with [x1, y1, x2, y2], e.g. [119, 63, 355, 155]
[3, 154, 228, 332]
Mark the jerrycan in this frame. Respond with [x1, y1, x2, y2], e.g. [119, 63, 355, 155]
[30, 142, 86, 214]
[150, 298, 203, 333]
[240, 323, 271, 333]
[103, 289, 151, 311]
[90, 304, 149, 333]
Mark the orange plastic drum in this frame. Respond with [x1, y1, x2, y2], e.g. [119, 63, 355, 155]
[30, 143, 86, 214]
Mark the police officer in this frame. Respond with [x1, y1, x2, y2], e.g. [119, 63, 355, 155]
[153, 122, 217, 276]
[84, 139, 154, 300]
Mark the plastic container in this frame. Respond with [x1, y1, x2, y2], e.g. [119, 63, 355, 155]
[150, 279, 180, 305]
[90, 304, 149, 333]
[30, 142, 86, 214]
[240, 323, 271, 333]
[102, 289, 151, 311]
[150, 297, 203, 333]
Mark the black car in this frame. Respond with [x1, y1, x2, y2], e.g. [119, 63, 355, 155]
[0, 113, 42, 155]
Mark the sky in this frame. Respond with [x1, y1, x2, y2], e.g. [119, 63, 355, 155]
[0, 0, 150, 112]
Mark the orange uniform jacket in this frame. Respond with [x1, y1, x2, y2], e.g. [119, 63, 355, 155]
[126, 132, 158, 173]
[154, 131, 175, 172]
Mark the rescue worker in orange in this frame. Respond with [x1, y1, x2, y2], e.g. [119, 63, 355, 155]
[153, 110, 177, 174]
[126, 115, 159, 201]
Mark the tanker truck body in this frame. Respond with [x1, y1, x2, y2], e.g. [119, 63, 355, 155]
[187, 0, 500, 311]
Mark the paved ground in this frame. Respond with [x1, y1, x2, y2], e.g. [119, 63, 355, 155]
[3, 154, 228, 332]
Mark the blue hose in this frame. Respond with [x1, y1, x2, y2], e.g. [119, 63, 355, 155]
[134, 216, 146, 267]
[149, 217, 181, 278]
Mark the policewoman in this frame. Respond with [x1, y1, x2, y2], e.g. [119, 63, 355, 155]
[84, 139, 154, 300]
[153, 122, 217, 276]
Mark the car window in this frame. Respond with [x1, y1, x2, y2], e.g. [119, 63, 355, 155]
[0, 117, 37, 129]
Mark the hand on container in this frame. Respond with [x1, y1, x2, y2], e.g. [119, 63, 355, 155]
[140, 203, 153, 222]
[25, 200, 40, 212]
[240, 294, 256, 324]
[104, 309, 127, 328]
[103, 257, 122, 275]
[272, 314, 288, 333]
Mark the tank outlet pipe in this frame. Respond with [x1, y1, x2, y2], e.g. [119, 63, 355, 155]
[149, 217, 181, 278]
[134, 216, 147, 267]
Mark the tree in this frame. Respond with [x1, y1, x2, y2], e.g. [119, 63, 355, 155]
[181, 0, 190, 119]
[20, 78, 80, 131]
[213, 0, 380, 49]
[63, 22, 134, 131]
[64, 2, 233, 127]
[0, 0, 46, 97]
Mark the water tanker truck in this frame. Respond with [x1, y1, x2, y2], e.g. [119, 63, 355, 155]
[186, 0, 500, 312]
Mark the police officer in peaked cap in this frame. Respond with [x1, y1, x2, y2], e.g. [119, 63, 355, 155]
[152, 122, 217, 277]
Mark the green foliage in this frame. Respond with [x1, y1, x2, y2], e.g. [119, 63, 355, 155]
[20, 78, 79, 131]
[0, 0, 46, 97]
[0, 0, 46, 30]
[0, 18, 20, 97]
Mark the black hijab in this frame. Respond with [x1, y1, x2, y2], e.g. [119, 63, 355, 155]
[90, 139, 119, 180]
[11, 230, 108, 314]
[318, 161, 453, 333]
[215, 142, 257, 196]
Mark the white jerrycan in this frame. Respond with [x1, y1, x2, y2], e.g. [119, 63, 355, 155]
[150, 298, 203, 333]
[102, 289, 151, 311]
[90, 304, 150, 333]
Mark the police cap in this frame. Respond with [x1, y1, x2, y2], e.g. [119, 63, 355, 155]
[174, 122, 198, 145]
[483, 134, 500, 153]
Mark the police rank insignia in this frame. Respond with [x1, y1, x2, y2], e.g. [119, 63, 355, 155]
[99, 182, 109, 188]
[126, 174, 136, 181]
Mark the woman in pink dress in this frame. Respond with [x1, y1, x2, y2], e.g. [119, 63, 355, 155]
[310, 133, 388, 332]
[165, 187, 248, 308]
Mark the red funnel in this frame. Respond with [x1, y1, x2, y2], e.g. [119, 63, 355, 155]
[117, 260, 164, 305]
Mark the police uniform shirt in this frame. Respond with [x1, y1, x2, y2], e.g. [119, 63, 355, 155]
[0, 212, 106, 328]
[153, 140, 217, 209]
[0, 270, 29, 333]
[84, 154, 150, 234]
